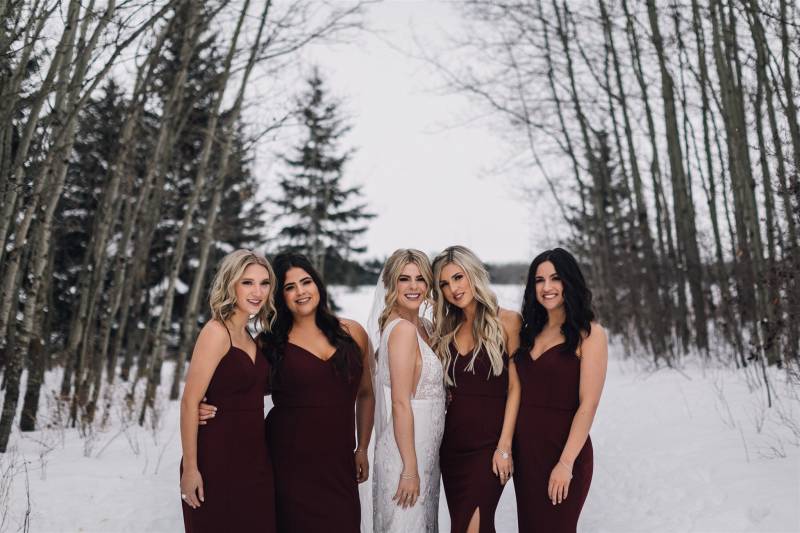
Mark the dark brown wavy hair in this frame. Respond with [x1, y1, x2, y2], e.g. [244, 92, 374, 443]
[515, 248, 595, 361]
[259, 252, 360, 383]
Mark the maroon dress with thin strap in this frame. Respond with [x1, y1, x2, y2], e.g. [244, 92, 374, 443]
[440, 345, 509, 533]
[265, 342, 362, 533]
[513, 343, 593, 533]
[181, 329, 276, 533]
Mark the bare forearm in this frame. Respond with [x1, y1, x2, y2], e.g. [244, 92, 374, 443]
[391, 401, 418, 472]
[180, 401, 200, 470]
[498, 384, 520, 450]
[355, 393, 375, 450]
[559, 405, 597, 465]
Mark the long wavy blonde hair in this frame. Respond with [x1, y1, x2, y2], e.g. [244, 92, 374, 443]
[378, 249, 433, 332]
[432, 245, 505, 385]
[209, 249, 276, 332]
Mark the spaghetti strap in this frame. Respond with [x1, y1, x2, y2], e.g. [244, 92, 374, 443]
[219, 320, 233, 350]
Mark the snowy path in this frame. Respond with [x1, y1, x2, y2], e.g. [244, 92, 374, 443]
[2, 286, 798, 532]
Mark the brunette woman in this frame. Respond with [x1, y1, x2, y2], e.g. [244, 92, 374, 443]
[262, 253, 374, 533]
[513, 248, 607, 533]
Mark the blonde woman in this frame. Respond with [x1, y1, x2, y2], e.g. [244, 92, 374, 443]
[369, 249, 445, 533]
[432, 245, 521, 533]
[179, 250, 277, 533]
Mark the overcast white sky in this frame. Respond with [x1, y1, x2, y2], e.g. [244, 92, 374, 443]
[282, 1, 539, 264]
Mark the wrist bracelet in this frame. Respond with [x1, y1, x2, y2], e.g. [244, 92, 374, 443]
[354, 448, 367, 453]
[495, 448, 511, 460]
[400, 472, 418, 480]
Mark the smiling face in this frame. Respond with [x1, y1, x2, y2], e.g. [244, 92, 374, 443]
[394, 262, 428, 312]
[234, 263, 271, 316]
[534, 260, 564, 311]
[282, 267, 320, 318]
[438, 262, 475, 310]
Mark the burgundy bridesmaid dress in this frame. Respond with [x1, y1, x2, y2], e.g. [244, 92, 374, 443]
[440, 345, 509, 533]
[265, 342, 362, 533]
[181, 328, 276, 533]
[513, 343, 593, 533]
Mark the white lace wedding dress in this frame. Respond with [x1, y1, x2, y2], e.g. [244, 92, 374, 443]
[373, 317, 445, 533]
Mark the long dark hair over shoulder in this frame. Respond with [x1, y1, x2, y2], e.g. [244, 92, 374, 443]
[259, 252, 360, 383]
[515, 248, 595, 361]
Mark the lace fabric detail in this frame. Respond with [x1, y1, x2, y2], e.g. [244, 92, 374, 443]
[373, 318, 445, 533]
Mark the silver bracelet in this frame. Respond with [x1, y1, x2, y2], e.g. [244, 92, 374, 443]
[495, 448, 511, 460]
[400, 471, 418, 480]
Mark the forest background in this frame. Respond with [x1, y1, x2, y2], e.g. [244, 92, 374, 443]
[0, 0, 798, 529]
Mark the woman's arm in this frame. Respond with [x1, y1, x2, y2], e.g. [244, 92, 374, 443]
[179, 321, 228, 508]
[493, 309, 522, 484]
[549, 323, 608, 505]
[387, 320, 422, 508]
[342, 318, 375, 483]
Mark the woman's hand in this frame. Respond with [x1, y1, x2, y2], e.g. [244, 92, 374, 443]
[180, 468, 205, 509]
[392, 472, 420, 509]
[197, 397, 216, 425]
[492, 448, 514, 486]
[354, 449, 369, 483]
[548, 460, 573, 505]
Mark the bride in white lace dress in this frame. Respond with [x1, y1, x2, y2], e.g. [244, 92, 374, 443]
[368, 249, 445, 533]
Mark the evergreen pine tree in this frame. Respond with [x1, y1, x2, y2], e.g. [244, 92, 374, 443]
[272, 69, 374, 281]
[53, 80, 128, 333]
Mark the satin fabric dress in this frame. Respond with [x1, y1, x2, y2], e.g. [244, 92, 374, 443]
[265, 341, 362, 533]
[181, 330, 276, 533]
[513, 343, 593, 533]
[440, 345, 509, 533]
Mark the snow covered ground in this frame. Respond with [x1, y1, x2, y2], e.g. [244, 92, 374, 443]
[2, 285, 798, 532]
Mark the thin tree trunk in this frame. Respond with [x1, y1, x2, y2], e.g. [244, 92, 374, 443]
[599, 0, 667, 360]
[598, 9, 637, 336]
[19, 242, 53, 431]
[63, 11, 175, 396]
[0, 0, 61, 264]
[0, 238, 29, 451]
[535, 0, 588, 220]
[551, 1, 614, 318]
[778, 0, 800, 207]
[0, 0, 52, 206]
[709, 0, 760, 321]
[140, 0, 251, 425]
[71, 0, 200, 422]
[621, 0, 683, 356]
[0, 0, 81, 337]
[646, 0, 709, 351]
[10, 0, 119, 429]
[171, 0, 275, 400]
[690, 0, 744, 364]
[745, 0, 783, 364]
[1, 0, 162, 345]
